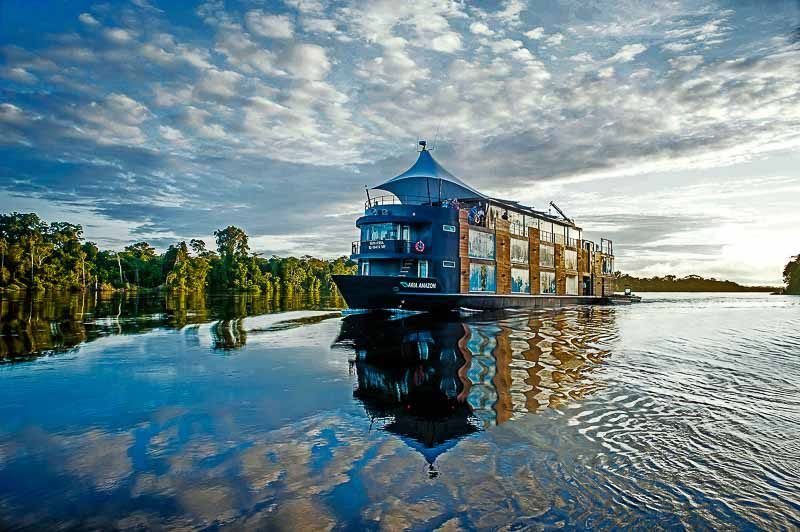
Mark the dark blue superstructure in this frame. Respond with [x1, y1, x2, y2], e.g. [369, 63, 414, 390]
[352, 202, 461, 293]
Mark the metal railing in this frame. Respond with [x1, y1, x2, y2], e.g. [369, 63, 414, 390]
[365, 195, 463, 211]
[352, 239, 415, 255]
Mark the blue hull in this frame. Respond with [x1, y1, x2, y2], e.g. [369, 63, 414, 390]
[332, 275, 633, 312]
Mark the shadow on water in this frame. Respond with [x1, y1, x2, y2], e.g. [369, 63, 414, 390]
[335, 307, 617, 475]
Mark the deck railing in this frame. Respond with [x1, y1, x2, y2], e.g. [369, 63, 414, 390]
[352, 239, 414, 255]
[365, 195, 463, 211]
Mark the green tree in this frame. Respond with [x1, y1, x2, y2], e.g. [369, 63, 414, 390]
[783, 254, 800, 295]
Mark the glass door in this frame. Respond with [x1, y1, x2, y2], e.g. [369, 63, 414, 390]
[418, 260, 429, 278]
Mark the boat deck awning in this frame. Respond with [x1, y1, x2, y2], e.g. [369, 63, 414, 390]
[373, 148, 485, 202]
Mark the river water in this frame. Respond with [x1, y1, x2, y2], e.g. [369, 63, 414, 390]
[0, 292, 797, 530]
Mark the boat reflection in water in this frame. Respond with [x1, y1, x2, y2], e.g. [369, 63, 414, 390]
[335, 307, 616, 475]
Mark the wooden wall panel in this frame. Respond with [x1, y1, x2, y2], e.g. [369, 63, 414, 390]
[458, 209, 470, 293]
[495, 219, 511, 294]
[555, 243, 566, 295]
[529, 228, 540, 294]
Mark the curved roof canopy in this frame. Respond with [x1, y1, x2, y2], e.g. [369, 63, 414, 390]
[373, 149, 485, 202]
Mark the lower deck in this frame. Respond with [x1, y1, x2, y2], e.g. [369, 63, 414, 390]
[333, 275, 638, 312]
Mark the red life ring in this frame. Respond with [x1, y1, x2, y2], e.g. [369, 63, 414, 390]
[414, 240, 425, 253]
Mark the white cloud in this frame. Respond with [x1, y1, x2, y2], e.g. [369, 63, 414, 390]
[487, 38, 523, 53]
[0, 103, 28, 124]
[104, 28, 136, 44]
[282, 44, 330, 80]
[0, 67, 37, 84]
[469, 22, 494, 36]
[245, 11, 294, 39]
[196, 68, 243, 98]
[669, 55, 704, 72]
[608, 43, 647, 62]
[78, 13, 100, 26]
[598, 66, 615, 78]
[525, 27, 545, 39]
[544, 33, 564, 46]
[302, 18, 337, 33]
[431, 33, 462, 53]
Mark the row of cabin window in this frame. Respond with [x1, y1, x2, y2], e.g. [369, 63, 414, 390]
[469, 263, 560, 294]
[469, 230, 579, 270]
[485, 206, 581, 241]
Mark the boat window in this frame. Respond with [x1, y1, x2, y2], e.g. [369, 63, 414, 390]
[511, 238, 528, 264]
[565, 249, 577, 271]
[469, 229, 495, 259]
[511, 267, 530, 293]
[360, 260, 369, 276]
[540, 271, 556, 294]
[418, 260, 429, 278]
[363, 223, 399, 241]
[566, 275, 579, 295]
[539, 244, 555, 267]
[469, 262, 496, 292]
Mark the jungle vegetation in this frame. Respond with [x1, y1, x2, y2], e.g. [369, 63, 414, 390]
[0, 212, 356, 293]
[613, 273, 778, 292]
[783, 254, 800, 295]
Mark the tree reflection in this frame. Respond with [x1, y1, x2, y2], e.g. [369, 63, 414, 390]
[0, 291, 346, 360]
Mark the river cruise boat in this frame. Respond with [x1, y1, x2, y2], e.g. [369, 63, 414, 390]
[333, 141, 637, 311]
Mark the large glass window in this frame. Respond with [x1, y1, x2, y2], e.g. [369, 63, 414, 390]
[363, 223, 399, 241]
[565, 249, 577, 271]
[469, 229, 495, 259]
[539, 244, 554, 267]
[540, 271, 556, 294]
[554, 225, 565, 245]
[469, 263, 496, 292]
[511, 267, 530, 293]
[511, 238, 528, 264]
[566, 275, 578, 295]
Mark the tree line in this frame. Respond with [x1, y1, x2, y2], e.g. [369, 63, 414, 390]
[783, 254, 800, 295]
[0, 212, 356, 293]
[612, 273, 778, 292]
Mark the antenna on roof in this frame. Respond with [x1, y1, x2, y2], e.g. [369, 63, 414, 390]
[549, 201, 574, 224]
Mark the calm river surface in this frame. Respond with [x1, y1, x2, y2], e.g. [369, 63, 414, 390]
[0, 292, 798, 530]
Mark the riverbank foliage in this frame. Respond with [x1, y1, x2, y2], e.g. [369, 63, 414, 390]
[613, 273, 777, 292]
[0, 212, 355, 293]
[783, 254, 800, 295]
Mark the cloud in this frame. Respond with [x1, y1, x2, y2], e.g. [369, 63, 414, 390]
[431, 33, 462, 53]
[470, 22, 494, 36]
[281, 44, 330, 80]
[608, 43, 647, 62]
[524, 27, 545, 39]
[0, 66, 37, 84]
[78, 12, 100, 26]
[104, 28, 136, 44]
[245, 11, 294, 39]
[195, 68, 243, 98]
[669, 54, 704, 72]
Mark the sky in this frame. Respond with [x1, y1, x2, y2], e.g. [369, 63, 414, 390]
[0, 0, 798, 285]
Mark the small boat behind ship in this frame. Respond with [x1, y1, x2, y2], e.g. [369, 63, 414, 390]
[333, 141, 637, 312]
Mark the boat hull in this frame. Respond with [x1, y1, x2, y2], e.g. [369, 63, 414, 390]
[332, 275, 638, 312]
